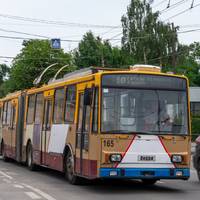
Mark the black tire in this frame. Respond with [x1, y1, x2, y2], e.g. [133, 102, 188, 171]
[1, 142, 9, 162]
[0, 141, 2, 156]
[141, 179, 157, 185]
[64, 151, 82, 185]
[197, 159, 200, 181]
[27, 144, 37, 171]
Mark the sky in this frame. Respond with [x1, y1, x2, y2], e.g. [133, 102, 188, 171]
[0, 0, 200, 65]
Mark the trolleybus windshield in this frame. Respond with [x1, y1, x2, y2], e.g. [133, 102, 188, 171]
[101, 74, 188, 135]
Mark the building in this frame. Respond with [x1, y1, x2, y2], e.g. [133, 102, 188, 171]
[190, 87, 200, 116]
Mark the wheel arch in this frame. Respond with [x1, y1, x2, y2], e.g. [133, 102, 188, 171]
[26, 139, 32, 160]
[63, 144, 74, 170]
[63, 144, 74, 158]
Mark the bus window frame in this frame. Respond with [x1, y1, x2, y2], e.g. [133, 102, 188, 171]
[64, 84, 77, 124]
[92, 87, 99, 134]
[34, 92, 44, 125]
[26, 94, 36, 125]
[53, 87, 65, 124]
[42, 97, 53, 131]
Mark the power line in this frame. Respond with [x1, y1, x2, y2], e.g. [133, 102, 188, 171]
[179, 24, 200, 28]
[100, 26, 122, 36]
[108, 32, 123, 40]
[0, 35, 81, 42]
[0, 28, 49, 39]
[140, 47, 189, 63]
[0, 55, 72, 61]
[160, 0, 189, 14]
[0, 56, 15, 59]
[191, 0, 195, 8]
[0, 13, 121, 29]
[164, 1, 200, 21]
[2, 26, 200, 43]
[153, 0, 167, 8]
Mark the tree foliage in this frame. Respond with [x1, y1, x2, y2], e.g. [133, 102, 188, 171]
[0, 64, 10, 97]
[0, 64, 10, 85]
[121, 0, 179, 66]
[5, 40, 74, 93]
[74, 31, 132, 68]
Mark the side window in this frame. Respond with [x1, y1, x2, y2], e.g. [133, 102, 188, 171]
[43, 100, 52, 130]
[11, 105, 16, 128]
[27, 95, 35, 124]
[92, 88, 98, 133]
[77, 94, 84, 132]
[6, 101, 12, 125]
[35, 93, 43, 124]
[53, 88, 65, 124]
[3, 102, 7, 125]
[65, 85, 76, 123]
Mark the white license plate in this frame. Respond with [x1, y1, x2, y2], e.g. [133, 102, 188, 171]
[138, 155, 156, 161]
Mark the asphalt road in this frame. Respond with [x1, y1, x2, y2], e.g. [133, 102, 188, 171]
[0, 157, 199, 200]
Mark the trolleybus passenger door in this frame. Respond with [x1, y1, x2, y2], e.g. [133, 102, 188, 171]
[10, 100, 17, 158]
[76, 88, 92, 176]
[41, 98, 53, 166]
[5, 100, 17, 159]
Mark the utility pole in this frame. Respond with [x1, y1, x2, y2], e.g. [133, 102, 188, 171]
[171, 23, 177, 67]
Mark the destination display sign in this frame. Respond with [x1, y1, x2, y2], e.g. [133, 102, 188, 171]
[102, 74, 187, 90]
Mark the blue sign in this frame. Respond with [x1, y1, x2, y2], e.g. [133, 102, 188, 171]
[51, 38, 61, 49]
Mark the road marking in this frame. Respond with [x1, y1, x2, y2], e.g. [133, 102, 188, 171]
[0, 171, 13, 179]
[13, 184, 24, 189]
[3, 178, 11, 183]
[25, 192, 41, 199]
[23, 184, 56, 200]
[0, 168, 9, 171]
[7, 172, 18, 175]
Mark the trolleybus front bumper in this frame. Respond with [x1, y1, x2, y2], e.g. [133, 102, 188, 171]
[99, 168, 190, 180]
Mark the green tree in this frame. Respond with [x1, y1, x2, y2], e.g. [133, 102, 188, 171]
[74, 31, 131, 68]
[121, 0, 179, 66]
[6, 39, 74, 93]
[74, 32, 103, 68]
[0, 64, 10, 97]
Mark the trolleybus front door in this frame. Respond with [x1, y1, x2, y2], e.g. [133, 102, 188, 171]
[76, 89, 92, 177]
[41, 98, 52, 166]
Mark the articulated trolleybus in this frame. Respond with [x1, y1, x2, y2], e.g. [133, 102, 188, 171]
[0, 65, 191, 185]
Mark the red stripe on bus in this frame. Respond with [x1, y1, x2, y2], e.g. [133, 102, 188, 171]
[158, 136, 176, 168]
[114, 135, 136, 168]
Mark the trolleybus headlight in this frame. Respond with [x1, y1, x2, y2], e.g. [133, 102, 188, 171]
[110, 154, 122, 162]
[171, 155, 182, 163]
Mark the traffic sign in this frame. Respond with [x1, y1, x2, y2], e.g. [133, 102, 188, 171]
[51, 38, 61, 49]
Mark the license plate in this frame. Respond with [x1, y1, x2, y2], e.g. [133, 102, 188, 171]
[138, 155, 156, 161]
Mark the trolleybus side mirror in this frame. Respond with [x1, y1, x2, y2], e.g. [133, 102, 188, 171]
[84, 88, 92, 106]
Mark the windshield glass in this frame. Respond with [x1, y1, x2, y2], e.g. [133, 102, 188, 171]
[101, 88, 188, 135]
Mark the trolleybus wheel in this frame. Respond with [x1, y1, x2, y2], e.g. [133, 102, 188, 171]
[65, 151, 81, 185]
[197, 159, 200, 181]
[141, 179, 157, 185]
[27, 144, 37, 171]
[1, 142, 9, 162]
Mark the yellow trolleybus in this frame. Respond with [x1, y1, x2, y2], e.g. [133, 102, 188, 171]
[0, 65, 191, 185]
